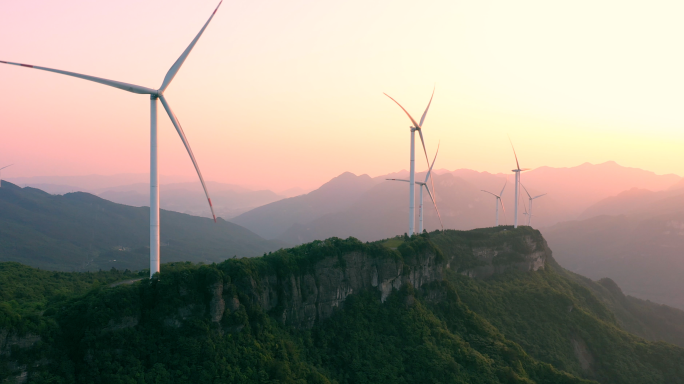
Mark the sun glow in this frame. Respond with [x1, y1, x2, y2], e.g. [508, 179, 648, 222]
[1, 0, 683, 191]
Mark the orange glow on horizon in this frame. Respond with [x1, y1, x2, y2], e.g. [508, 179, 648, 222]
[1, 0, 684, 192]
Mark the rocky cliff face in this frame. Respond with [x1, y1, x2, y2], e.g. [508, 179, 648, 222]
[0, 330, 41, 384]
[428, 228, 549, 279]
[217, 230, 548, 329]
[457, 234, 548, 278]
[230, 250, 444, 329]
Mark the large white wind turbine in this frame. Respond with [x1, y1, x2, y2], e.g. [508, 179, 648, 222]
[481, 178, 507, 227]
[521, 184, 546, 226]
[0, 164, 13, 188]
[384, 88, 435, 236]
[387, 142, 443, 233]
[509, 139, 530, 229]
[1, 2, 223, 277]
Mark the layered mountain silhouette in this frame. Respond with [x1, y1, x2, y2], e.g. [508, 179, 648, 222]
[231, 172, 381, 239]
[231, 161, 681, 244]
[543, 187, 684, 309]
[8, 175, 289, 220]
[0, 181, 285, 272]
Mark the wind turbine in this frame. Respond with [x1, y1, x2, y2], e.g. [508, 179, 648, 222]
[384, 88, 435, 236]
[387, 142, 443, 233]
[509, 139, 530, 229]
[0, 164, 13, 188]
[481, 178, 507, 227]
[1, 2, 223, 277]
[521, 184, 546, 226]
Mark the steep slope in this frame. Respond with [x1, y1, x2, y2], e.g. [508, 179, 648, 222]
[563, 273, 684, 348]
[231, 172, 380, 239]
[0, 181, 285, 272]
[542, 210, 684, 309]
[3, 229, 684, 383]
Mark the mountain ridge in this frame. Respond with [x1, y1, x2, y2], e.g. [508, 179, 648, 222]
[231, 162, 682, 242]
[3, 228, 684, 383]
[0, 181, 286, 272]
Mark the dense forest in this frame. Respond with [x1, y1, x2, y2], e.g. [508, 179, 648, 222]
[2, 229, 684, 383]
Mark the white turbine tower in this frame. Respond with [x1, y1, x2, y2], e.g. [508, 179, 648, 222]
[0, 164, 13, 188]
[481, 178, 507, 227]
[387, 142, 443, 233]
[384, 88, 435, 236]
[509, 139, 530, 229]
[1, 2, 223, 277]
[521, 184, 546, 226]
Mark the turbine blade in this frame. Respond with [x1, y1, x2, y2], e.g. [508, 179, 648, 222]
[383, 93, 421, 128]
[159, 1, 223, 92]
[424, 185, 443, 231]
[521, 183, 532, 199]
[158, 95, 216, 222]
[417, 130, 439, 213]
[387, 178, 411, 183]
[419, 85, 435, 127]
[0, 61, 155, 94]
[417, 129, 431, 169]
[481, 190, 499, 198]
[424, 141, 440, 183]
[521, 168, 531, 171]
[0, 164, 13, 171]
[508, 136, 521, 170]
[499, 177, 507, 196]
[533, 193, 547, 199]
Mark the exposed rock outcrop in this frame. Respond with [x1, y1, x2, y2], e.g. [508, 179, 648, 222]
[1, 330, 42, 384]
[209, 282, 225, 323]
[441, 233, 549, 279]
[222, 230, 549, 329]
[232, 250, 444, 329]
[0, 330, 41, 357]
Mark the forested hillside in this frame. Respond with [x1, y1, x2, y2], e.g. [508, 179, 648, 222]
[2, 229, 684, 383]
[0, 181, 285, 271]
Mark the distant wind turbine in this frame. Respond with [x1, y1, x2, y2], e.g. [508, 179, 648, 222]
[481, 178, 507, 227]
[384, 87, 436, 236]
[1, 2, 224, 277]
[521, 184, 546, 226]
[387, 142, 443, 233]
[0, 164, 13, 188]
[509, 138, 530, 229]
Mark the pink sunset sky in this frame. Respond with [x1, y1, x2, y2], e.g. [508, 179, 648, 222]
[2, 0, 684, 191]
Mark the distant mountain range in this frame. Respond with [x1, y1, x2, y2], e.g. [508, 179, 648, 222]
[543, 186, 684, 309]
[7, 174, 293, 219]
[231, 161, 682, 244]
[231, 172, 381, 239]
[0, 181, 286, 272]
[7, 163, 683, 310]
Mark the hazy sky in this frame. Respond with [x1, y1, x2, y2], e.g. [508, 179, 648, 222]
[1, 0, 683, 191]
